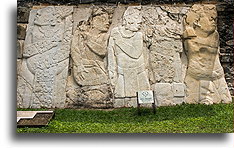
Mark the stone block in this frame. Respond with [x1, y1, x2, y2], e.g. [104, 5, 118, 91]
[17, 7, 30, 23]
[125, 97, 138, 108]
[17, 6, 73, 108]
[155, 83, 174, 106]
[154, 82, 185, 106]
[172, 83, 185, 97]
[173, 97, 184, 105]
[17, 40, 24, 59]
[113, 98, 125, 108]
[66, 83, 112, 108]
[17, 24, 27, 40]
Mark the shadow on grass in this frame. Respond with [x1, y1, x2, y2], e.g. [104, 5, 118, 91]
[51, 103, 221, 124]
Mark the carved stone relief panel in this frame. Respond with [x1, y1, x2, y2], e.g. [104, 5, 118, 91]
[71, 7, 112, 86]
[142, 6, 189, 84]
[183, 4, 232, 104]
[107, 6, 151, 99]
[17, 6, 73, 108]
[17, 4, 232, 109]
[66, 6, 114, 108]
[141, 6, 189, 106]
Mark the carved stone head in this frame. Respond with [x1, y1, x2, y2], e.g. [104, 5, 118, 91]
[185, 5, 217, 36]
[91, 8, 111, 32]
[123, 6, 142, 32]
[34, 7, 56, 26]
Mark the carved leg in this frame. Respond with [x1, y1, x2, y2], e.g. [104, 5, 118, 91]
[184, 75, 199, 104]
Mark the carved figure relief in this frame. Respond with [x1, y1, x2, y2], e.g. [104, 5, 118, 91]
[72, 7, 113, 86]
[67, 7, 113, 108]
[142, 6, 189, 83]
[17, 6, 73, 108]
[183, 4, 232, 104]
[17, 4, 232, 109]
[141, 6, 189, 106]
[108, 6, 150, 98]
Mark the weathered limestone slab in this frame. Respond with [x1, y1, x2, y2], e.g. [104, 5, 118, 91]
[142, 6, 189, 84]
[139, 6, 189, 106]
[113, 98, 139, 108]
[155, 83, 185, 106]
[125, 98, 138, 108]
[172, 83, 185, 97]
[108, 6, 150, 98]
[113, 98, 125, 108]
[183, 4, 232, 104]
[72, 7, 113, 86]
[17, 6, 73, 108]
[67, 6, 114, 108]
[66, 78, 113, 108]
[155, 83, 174, 106]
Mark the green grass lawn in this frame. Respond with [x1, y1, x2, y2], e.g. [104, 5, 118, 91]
[17, 103, 234, 133]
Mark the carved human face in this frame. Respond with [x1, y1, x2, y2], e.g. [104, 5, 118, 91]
[124, 14, 142, 32]
[34, 7, 55, 26]
[197, 12, 217, 34]
[92, 13, 110, 32]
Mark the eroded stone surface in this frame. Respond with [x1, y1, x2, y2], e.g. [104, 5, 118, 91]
[17, 7, 30, 23]
[17, 4, 232, 109]
[67, 6, 114, 108]
[183, 4, 232, 104]
[17, 6, 73, 108]
[17, 40, 24, 59]
[154, 83, 185, 106]
[17, 24, 27, 40]
[142, 6, 189, 84]
[140, 6, 189, 106]
[218, 5, 234, 95]
[113, 98, 125, 108]
[108, 6, 150, 98]
[172, 83, 185, 97]
[72, 7, 113, 86]
[66, 76, 113, 108]
[125, 98, 138, 108]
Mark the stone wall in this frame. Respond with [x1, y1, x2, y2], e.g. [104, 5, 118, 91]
[17, 0, 233, 108]
[16, 0, 234, 5]
[217, 2, 234, 96]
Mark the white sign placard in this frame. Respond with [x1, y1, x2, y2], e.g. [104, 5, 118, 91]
[137, 90, 154, 104]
